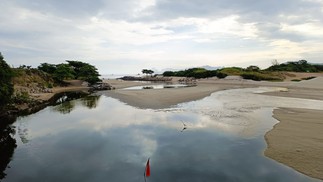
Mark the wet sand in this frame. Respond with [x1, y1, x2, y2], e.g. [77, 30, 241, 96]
[265, 108, 323, 180]
[104, 79, 249, 109]
[103, 76, 323, 180]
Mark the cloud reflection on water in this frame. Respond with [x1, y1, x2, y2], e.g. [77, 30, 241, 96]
[3, 87, 323, 181]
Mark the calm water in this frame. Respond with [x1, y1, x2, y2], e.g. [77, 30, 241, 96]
[1, 88, 323, 182]
[123, 84, 189, 90]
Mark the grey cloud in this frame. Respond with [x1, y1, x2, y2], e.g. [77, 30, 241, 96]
[256, 23, 307, 42]
[11, 0, 104, 17]
[141, 0, 321, 21]
[10, 0, 139, 20]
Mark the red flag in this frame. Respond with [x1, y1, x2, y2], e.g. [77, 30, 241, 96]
[145, 159, 150, 177]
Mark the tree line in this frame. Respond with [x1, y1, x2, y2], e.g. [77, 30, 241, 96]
[266, 60, 323, 72]
[38, 60, 101, 84]
[161, 60, 323, 80]
[162, 68, 227, 79]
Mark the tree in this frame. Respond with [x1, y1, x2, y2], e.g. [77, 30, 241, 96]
[53, 64, 75, 82]
[66, 60, 101, 84]
[142, 69, 154, 76]
[0, 53, 14, 110]
[163, 71, 175, 77]
[38, 63, 57, 74]
[246, 65, 260, 72]
[78, 65, 101, 84]
[66, 60, 88, 78]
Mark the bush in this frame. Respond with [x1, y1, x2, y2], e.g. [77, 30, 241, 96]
[240, 72, 283, 81]
[12, 91, 30, 104]
[266, 60, 318, 72]
[216, 72, 228, 79]
[0, 53, 14, 110]
[218, 67, 244, 75]
[162, 68, 227, 79]
[47, 83, 53, 88]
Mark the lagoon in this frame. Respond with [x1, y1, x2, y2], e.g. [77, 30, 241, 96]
[1, 88, 322, 182]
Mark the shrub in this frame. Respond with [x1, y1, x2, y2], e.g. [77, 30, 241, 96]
[240, 72, 283, 81]
[0, 53, 14, 110]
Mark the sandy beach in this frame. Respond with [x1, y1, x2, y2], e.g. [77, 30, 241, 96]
[102, 76, 323, 180]
[265, 108, 323, 180]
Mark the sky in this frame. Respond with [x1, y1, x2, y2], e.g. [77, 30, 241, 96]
[1, 0, 323, 74]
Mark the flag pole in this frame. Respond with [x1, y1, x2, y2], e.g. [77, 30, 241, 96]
[144, 172, 146, 182]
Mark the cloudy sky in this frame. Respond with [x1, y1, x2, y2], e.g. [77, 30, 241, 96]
[1, 0, 323, 74]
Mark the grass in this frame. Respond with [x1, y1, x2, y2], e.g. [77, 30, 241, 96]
[218, 67, 284, 81]
[12, 68, 55, 87]
[218, 67, 244, 76]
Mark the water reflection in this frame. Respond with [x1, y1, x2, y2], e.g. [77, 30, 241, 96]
[51, 101, 76, 114]
[51, 95, 101, 114]
[0, 117, 17, 180]
[81, 95, 101, 109]
[1, 88, 323, 182]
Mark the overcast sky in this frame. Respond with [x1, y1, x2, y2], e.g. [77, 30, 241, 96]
[1, 0, 323, 74]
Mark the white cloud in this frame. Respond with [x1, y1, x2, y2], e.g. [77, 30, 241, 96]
[281, 22, 323, 37]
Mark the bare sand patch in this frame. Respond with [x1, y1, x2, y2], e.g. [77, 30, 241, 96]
[104, 82, 246, 109]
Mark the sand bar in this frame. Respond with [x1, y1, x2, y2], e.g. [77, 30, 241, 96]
[104, 79, 250, 109]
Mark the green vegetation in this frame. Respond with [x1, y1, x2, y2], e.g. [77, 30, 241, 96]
[162, 66, 284, 81]
[12, 67, 55, 88]
[162, 68, 227, 79]
[37, 63, 56, 74]
[11, 91, 30, 104]
[0, 53, 14, 110]
[218, 67, 244, 75]
[38, 60, 101, 84]
[240, 72, 283, 81]
[217, 66, 284, 81]
[142, 69, 154, 76]
[53, 63, 76, 81]
[0, 54, 102, 115]
[266, 60, 323, 72]
[66, 61, 101, 84]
